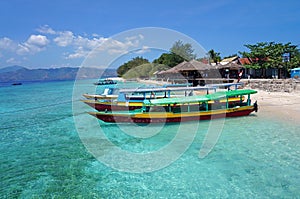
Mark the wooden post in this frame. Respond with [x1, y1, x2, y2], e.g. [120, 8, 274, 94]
[226, 97, 228, 108]
[247, 94, 250, 105]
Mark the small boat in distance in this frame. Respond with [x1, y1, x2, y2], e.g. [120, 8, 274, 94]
[93, 78, 117, 85]
[11, 83, 22, 86]
[88, 89, 258, 123]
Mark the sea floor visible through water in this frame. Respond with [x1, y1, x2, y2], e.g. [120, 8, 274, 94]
[0, 79, 299, 198]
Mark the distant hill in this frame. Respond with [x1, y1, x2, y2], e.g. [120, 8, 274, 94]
[0, 65, 27, 73]
[0, 66, 117, 82]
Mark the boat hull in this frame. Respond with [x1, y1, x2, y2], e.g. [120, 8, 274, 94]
[82, 97, 244, 112]
[89, 106, 255, 123]
[82, 94, 118, 100]
[82, 100, 143, 111]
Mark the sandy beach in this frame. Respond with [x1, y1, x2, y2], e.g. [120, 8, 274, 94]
[249, 89, 300, 123]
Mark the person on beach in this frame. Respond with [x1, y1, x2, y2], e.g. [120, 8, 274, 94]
[237, 70, 243, 83]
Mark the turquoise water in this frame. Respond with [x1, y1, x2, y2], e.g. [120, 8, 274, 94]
[1, 80, 300, 198]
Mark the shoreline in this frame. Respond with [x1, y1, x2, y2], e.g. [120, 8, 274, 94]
[138, 79, 300, 123]
[249, 89, 300, 124]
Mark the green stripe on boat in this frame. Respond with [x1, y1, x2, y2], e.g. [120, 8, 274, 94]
[145, 89, 257, 105]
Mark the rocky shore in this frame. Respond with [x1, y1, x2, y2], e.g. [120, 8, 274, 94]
[241, 79, 300, 93]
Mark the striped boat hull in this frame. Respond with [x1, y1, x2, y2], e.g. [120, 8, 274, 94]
[88, 106, 255, 123]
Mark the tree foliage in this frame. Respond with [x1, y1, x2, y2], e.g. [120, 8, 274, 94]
[117, 57, 149, 77]
[153, 41, 196, 67]
[239, 42, 300, 70]
[208, 49, 221, 65]
[122, 63, 170, 79]
[170, 40, 196, 61]
[152, 52, 185, 67]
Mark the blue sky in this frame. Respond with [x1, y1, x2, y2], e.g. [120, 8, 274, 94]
[0, 0, 299, 69]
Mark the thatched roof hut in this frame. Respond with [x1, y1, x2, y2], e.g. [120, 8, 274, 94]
[159, 60, 214, 74]
[216, 62, 244, 70]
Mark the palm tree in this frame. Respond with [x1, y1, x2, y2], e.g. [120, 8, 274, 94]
[208, 49, 221, 65]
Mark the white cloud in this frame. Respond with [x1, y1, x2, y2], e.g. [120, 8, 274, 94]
[6, 57, 20, 64]
[65, 36, 140, 59]
[37, 25, 146, 59]
[0, 35, 49, 56]
[0, 25, 147, 63]
[0, 37, 17, 51]
[27, 34, 49, 47]
[53, 31, 74, 47]
[17, 34, 49, 55]
[73, 36, 106, 49]
[36, 25, 56, 34]
[135, 46, 151, 54]
[65, 46, 89, 59]
[92, 37, 141, 55]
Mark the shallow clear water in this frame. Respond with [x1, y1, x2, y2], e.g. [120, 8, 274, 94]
[1, 80, 299, 198]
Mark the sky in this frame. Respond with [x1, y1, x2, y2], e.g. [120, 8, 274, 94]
[0, 0, 299, 69]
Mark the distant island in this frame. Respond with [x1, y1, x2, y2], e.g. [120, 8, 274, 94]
[0, 65, 117, 82]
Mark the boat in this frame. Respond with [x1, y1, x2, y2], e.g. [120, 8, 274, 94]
[83, 83, 192, 100]
[93, 78, 117, 85]
[82, 85, 217, 111]
[88, 89, 258, 123]
[82, 83, 245, 111]
[83, 87, 119, 100]
[12, 82, 22, 86]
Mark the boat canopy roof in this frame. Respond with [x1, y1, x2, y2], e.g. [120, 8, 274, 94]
[206, 89, 257, 100]
[119, 86, 216, 94]
[145, 89, 257, 105]
[206, 82, 244, 88]
[144, 95, 210, 105]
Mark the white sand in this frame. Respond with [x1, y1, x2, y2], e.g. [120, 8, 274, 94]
[249, 89, 300, 123]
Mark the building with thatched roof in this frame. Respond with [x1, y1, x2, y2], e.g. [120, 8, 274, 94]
[216, 62, 245, 79]
[157, 60, 224, 86]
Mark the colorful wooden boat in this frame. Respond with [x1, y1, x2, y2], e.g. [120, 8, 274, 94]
[82, 96, 245, 111]
[88, 89, 258, 123]
[82, 83, 245, 111]
[82, 85, 217, 111]
[83, 83, 193, 100]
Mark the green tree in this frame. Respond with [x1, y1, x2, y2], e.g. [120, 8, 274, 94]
[240, 42, 300, 78]
[208, 49, 221, 65]
[170, 40, 196, 61]
[122, 63, 170, 79]
[117, 56, 149, 77]
[153, 52, 184, 67]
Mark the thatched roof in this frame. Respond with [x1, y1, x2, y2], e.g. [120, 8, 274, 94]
[216, 62, 245, 70]
[178, 60, 213, 71]
[159, 60, 214, 74]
